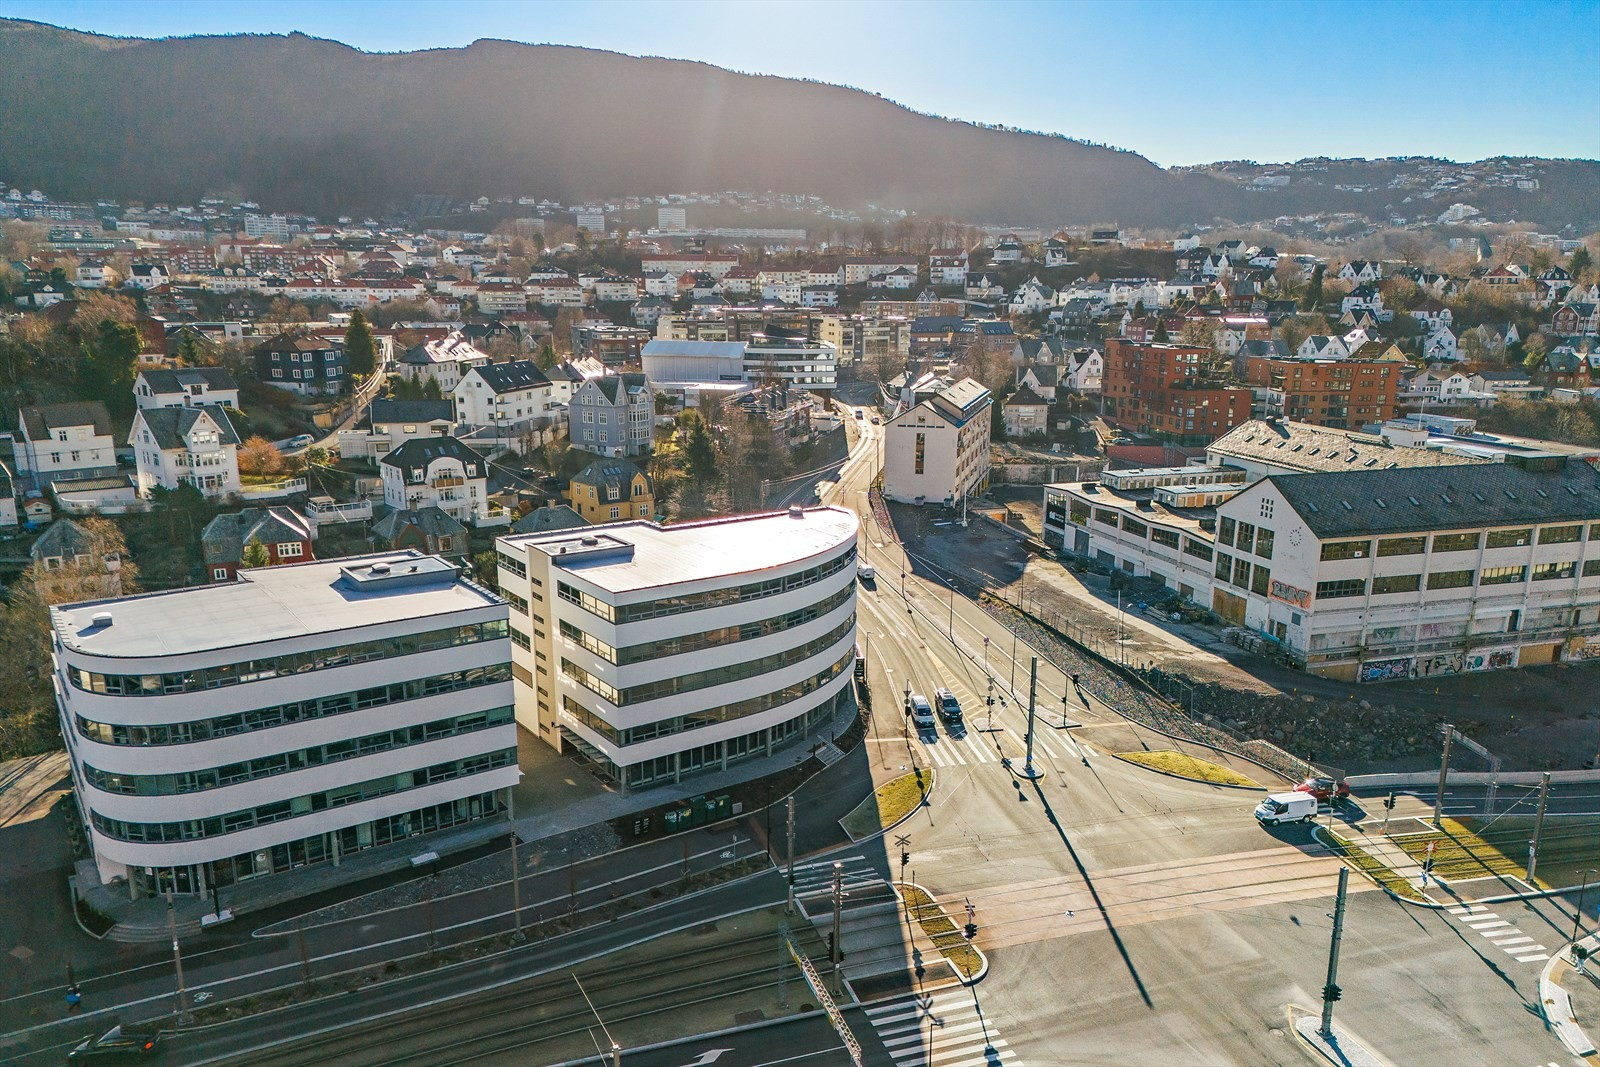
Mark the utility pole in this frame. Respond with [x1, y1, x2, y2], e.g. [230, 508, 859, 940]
[831, 861, 844, 994]
[1010, 632, 1018, 693]
[166, 892, 192, 1025]
[1527, 771, 1552, 885]
[1433, 724, 1453, 829]
[786, 797, 797, 915]
[508, 789, 524, 941]
[1319, 866, 1350, 1040]
[1020, 657, 1043, 780]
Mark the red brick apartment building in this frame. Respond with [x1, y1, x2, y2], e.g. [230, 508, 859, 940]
[1103, 339, 1253, 444]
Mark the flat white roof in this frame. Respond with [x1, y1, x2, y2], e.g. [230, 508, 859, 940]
[54, 552, 502, 659]
[507, 506, 858, 595]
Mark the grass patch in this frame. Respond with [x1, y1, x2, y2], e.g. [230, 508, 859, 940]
[1114, 750, 1260, 788]
[1454, 815, 1600, 890]
[1391, 817, 1535, 885]
[899, 883, 983, 980]
[840, 770, 933, 840]
[1325, 827, 1425, 902]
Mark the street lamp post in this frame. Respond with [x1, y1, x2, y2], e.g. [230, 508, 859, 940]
[1574, 869, 1598, 945]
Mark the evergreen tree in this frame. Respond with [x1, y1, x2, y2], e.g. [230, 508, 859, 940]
[176, 330, 202, 366]
[683, 413, 717, 483]
[1571, 247, 1593, 284]
[344, 309, 377, 377]
[79, 320, 142, 421]
[1153, 320, 1169, 343]
[537, 343, 558, 370]
[422, 377, 443, 401]
[240, 538, 271, 569]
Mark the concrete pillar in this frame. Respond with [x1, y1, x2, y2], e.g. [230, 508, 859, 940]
[674, 750, 682, 784]
[765, 726, 773, 757]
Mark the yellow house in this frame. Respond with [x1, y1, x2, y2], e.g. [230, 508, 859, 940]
[568, 455, 654, 524]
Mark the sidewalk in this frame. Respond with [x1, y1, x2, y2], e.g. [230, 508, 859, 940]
[83, 696, 867, 941]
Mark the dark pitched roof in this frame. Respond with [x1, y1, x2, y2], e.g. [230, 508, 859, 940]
[200, 507, 312, 564]
[21, 401, 112, 440]
[1004, 385, 1049, 408]
[371, 505, 468, 542]
[380, 435, 486, 476]
[136, 405, 241, 450]
[29, 518, 93, 561]
[510, 505, 589, 535]
[1271, 461, 1600, 539]
[571, 454, 650, 493]
[369, 399, 454, 425]
[139, 367, 238, 394]
[584, 372, 651, 404]
[470, 360, 550, 394]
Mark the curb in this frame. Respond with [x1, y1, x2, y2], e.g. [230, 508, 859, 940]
[894, 880, 987, 986]
[1540, 938, 1600, 1060]
[1107, 751, 1267, 792]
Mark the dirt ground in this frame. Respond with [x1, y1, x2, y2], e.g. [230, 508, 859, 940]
[902, 489, 1600, 774]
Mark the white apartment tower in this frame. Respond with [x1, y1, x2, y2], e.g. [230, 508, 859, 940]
[495, 507, 859, 791]
[53, 553, 517, 899]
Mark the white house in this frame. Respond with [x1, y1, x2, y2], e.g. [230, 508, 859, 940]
[1424, 325, 1460, 362]
[929, 249, 968, 286]
[75, 260, 112, 289]
[134, 368, 240, 411]
[380, 436, 505, 527]
[1297, 335, 1350, 360]
[452, 360, 552, 433]
[395, 333, 492, 393]
[1338, 260, 1383, 285]
[1064, 347, 1105, 394]
[15, 402, 118, 483]
[882, 377, 992, 506]
[129, 405, 242, 499]
[1008, 277, 1056, 316]
[123, 263, 169, 290]
[338, 399, 455, 459]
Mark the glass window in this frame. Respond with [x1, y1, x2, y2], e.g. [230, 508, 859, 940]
[1540, 525, 1583, 545]
[1315, 579, 1366, 599]
[1254, 528, 1274, 559]
[1250, 564, 1270, 596]
[1486, 528, 1532, 549]
[1121, 516, 1148, 538]
[1183, 538, 1213, 562]
[1532, 561, 1576, 581]
[1431, 532, 1481, 554]
[1151, 528, 1180, 550]
[1215, 552, 1232, 581]
[1236, 522, 1255, 554]
[1427, 569, 1475, 590]
[1320, 540, 1369, 562]
[1372, 574, 1422, 594]
[1377, 536, 1425, 557]
[1217, 517, 1235, 546]
[1094, 508, 1119, 527]
[1479, 565, 1526, 585]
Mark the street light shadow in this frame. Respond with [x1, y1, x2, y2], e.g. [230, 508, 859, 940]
[1026, 778, 1154, 1009]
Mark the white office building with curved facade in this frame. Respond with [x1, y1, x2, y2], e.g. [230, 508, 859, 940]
[52, 552, 517, 899]
[495, 506, 859, 790]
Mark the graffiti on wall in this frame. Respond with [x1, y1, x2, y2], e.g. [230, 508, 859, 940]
[1360, 657, 1413, 683]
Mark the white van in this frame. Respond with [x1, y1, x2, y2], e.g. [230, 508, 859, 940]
[1254, 792, 1317, 826]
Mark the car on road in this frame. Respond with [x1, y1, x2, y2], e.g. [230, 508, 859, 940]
[1294, 775, 1351, 803]
[1254, 792, 1317, 826]
[854, 409, 864, 420]
[870, 415, 881, 424]
[283, 434, 315, 451]
[68, 1022, 163, 1061]
[857, 561, 876, 583]
[933, 687, 963, 727]
[907, 692, 936, 732]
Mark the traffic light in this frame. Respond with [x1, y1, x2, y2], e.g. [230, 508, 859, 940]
[963, 922, 978, 940]
[901, 850, 910, 868]
[1384, 792, 1396, 811]
[1322, 983, 1342, 1003]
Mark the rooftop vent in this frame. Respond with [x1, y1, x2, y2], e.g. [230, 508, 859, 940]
[90, 611, 113, 628]
[370, 562, 391, 575]
[789, 506, 805, 518]
[580, 536, 599, 546]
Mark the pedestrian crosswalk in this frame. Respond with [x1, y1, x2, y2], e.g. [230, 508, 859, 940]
[1448, 904, 1552, 964]
[863, 989, 1021, 1067]
[916, 724, 1077, 770]
[790, 854, 886, 899]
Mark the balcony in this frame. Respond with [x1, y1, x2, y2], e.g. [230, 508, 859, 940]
[431, 476, 465, 489]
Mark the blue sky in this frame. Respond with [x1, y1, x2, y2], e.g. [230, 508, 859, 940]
[3, 0, 1596, 166]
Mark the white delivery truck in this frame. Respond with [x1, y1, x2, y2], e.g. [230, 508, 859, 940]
[1254, 792, 1317, 826]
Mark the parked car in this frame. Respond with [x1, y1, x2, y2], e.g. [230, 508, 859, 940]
[68, 1022, 163, 1061]
[1254, 792, 1317, 826]
[933, 687, 963, 726]
[283, 434, 315, 451]
[1294, 775, 1351, 803]
[907, 693, 936, 731]
[858, 561, 876, 583]
[870, 415, 882, 424]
